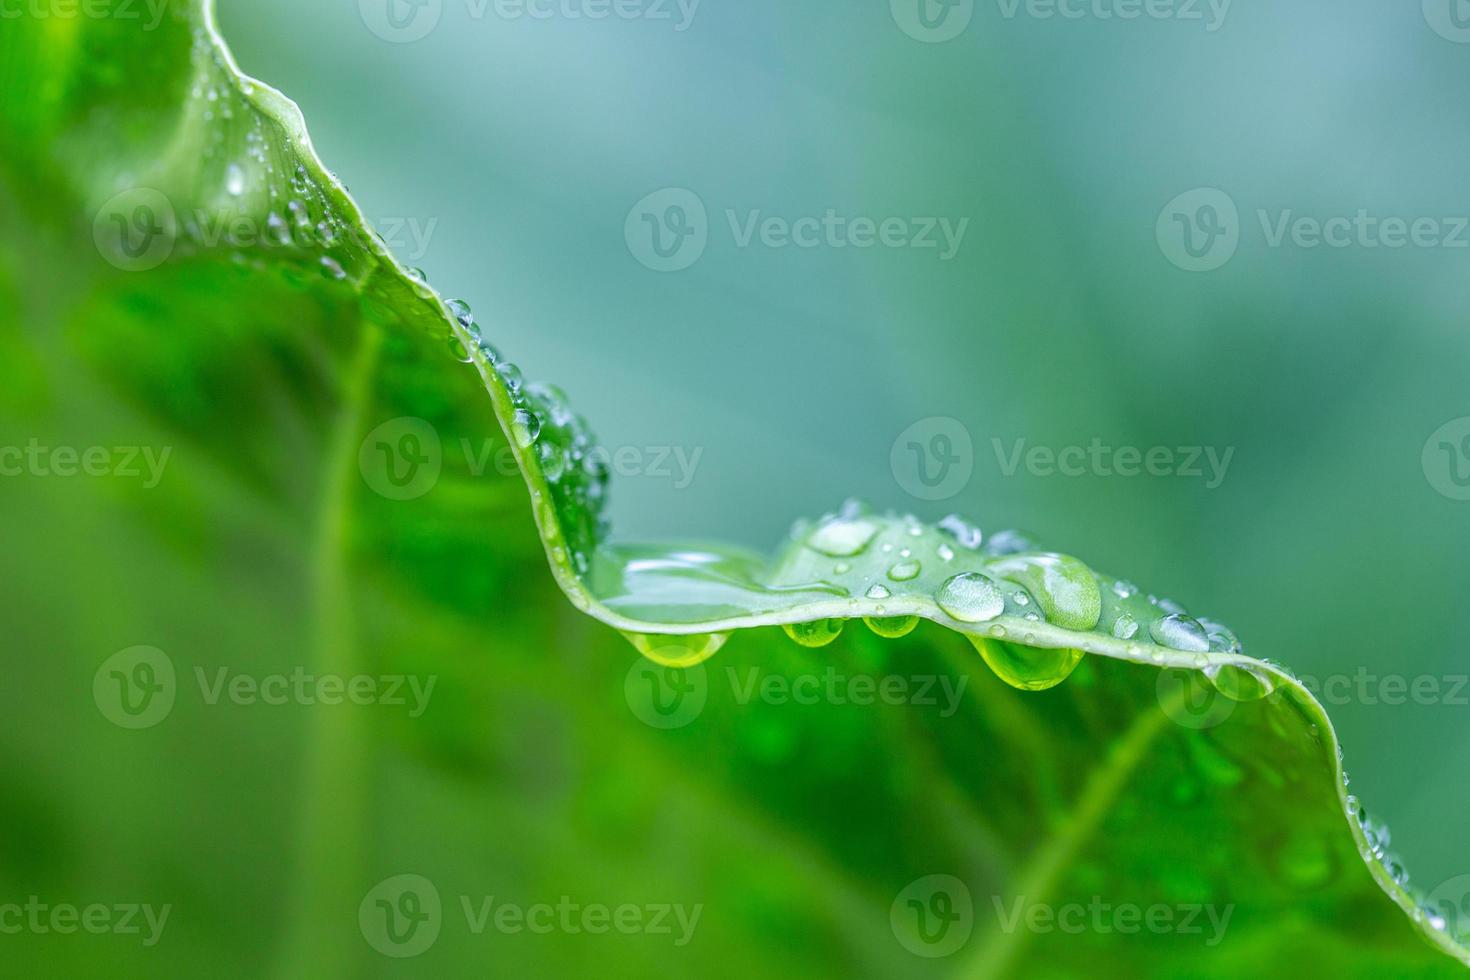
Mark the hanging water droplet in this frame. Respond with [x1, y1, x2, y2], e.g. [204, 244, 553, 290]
[934, 572, 1005, 623]
[225, 163, 245, 196]
[447, 298, 474, 328]
[512, 408, 542, 448]
[865, 615, 918, 639]
[937, 514, 983, 550]
[887, 559, 921, 581]
[622, 631, 727, 668]
[865, 583, 892, 600]
[446, 336, 473, 363]
[1149, 613, 1210, 652]
[1204, 663, 1275, 701]
[968, 636, 1084, 692]
[807, 516, 879, 557]
[499, 362, 524, 393]
[783, 618, 845, 648]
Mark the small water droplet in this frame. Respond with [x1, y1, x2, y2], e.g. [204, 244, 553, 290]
[887, 559, 921, 581]
[938, 514, 983, 549]
[512, 408, 542, 447]
[935, 572, 1005, 623]
[225, 163, 245, 196]
[319, 255, 346, 281]
[937, 543, 955, 562]
[865, 584, 892, 600]
[1112, 613, 1138, 639]
[807, 516, 879, 557]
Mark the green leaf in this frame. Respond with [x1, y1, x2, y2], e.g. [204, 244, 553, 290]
[2, 3, 1467, 978]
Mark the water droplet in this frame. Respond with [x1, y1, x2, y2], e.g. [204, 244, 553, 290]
[1156, 597, 1189, 616]
[1111, 579, 1138, 599]
[887, 559, 921, 581]
[446, 336, 473, 363]
[935, 572, 1005, 623]
[990, 554, 1102, 631]
[807, 516, 879, 557]
[968, 637, 1084, 692]
[938, 514, 983, 549]
[499, 362, 524, 393]
[1011, 592, 1030, 606]
[783, 618, 844, 649]
[865, 615, 918, 639]
[225, 163, 245, 196]
[319, 255, 346, 281]
[1204, 663, 1275, 701]
[865, 584, 892, 600]
[407, 267, 428, 283]
[623, 631, 727, 668]
[447, 298, 474, 328]
[833, 562, 851, 574]
[1149, 613, 1211, 652]
[1112, 612, 1138, 639]
[937, 543, 955, 562]
[512, 408, 542, 447]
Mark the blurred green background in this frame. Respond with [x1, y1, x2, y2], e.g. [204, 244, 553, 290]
[4, 1, 1470, 976]
[215, 0, 1470, 878]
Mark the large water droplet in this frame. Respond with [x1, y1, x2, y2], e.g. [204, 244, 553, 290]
[1204, 663, 1275, 701]
[623, 631, 728, 668]
[968, 637, 1084, 691]
[935, 572, 1004, 623]
[989, 554, 1101, 631]
[1149, 613, 1211, 652]
[865, 615, 918, 639]
[783, 618, 844, 648]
